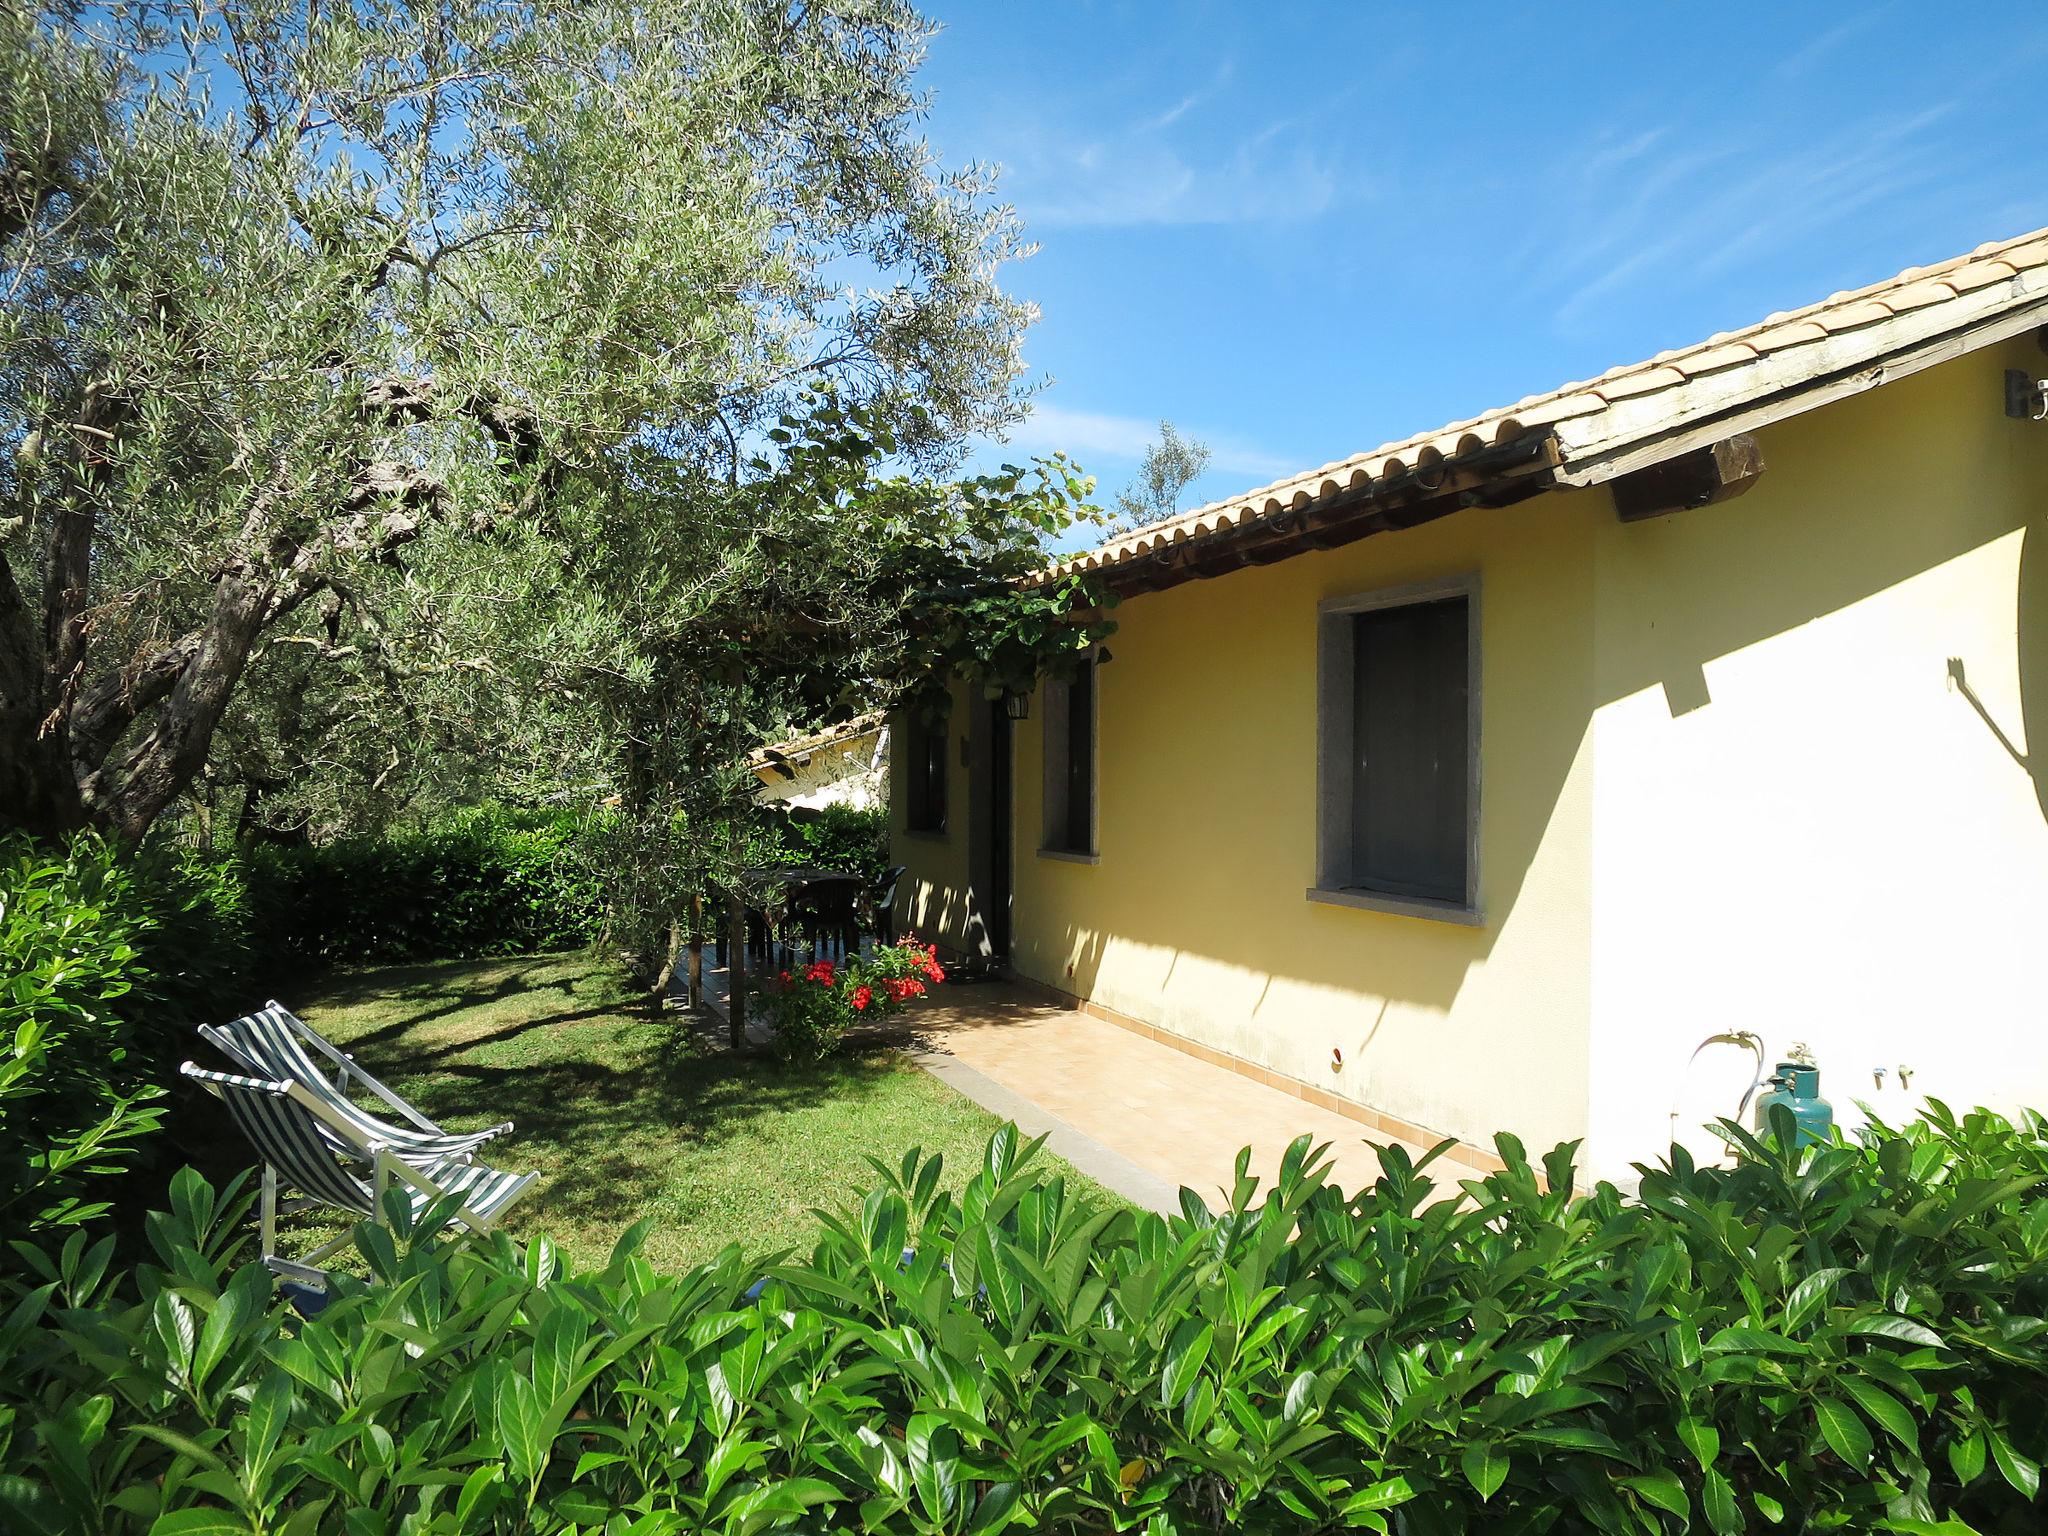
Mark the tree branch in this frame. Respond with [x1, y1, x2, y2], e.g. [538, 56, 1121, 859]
[1, 142, 65, 249]
[77, 560, 271, 840]
[65, 632, 203, 776]
[38, 383, 135, 737]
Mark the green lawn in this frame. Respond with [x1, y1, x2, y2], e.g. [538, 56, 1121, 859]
[271, 951, 1118, 1275]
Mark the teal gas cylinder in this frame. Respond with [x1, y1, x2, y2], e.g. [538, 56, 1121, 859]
[1753, 1061, 1833, 1148]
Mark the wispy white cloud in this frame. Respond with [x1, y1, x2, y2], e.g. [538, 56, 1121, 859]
[1774, 5, 1895, 77]
[975, 61, 1345, 229]
[996, 402, 1298, 482]
[1003, 125, 1339, 228]
[1139, 92, 1205, 133]
[1538, 103, 1961, 334]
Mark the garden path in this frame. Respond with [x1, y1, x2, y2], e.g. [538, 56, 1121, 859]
[687, 957, 1497, 1212]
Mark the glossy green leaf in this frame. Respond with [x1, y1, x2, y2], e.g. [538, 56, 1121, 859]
[1622, 1470, 1687, 1517]
[1989, 1428, 2041, 1498]
[1814, 1397, 1873, 1468]
[1701, 1469, 1742, 1536]
[1460, 1444, 1507, 1501]
[1342, 1476, 1415, 1514]
[1677, 1416, 1720, 1469]
[1841, 1376, 1919, 1453]
[1946, 1429, 1986, 1485]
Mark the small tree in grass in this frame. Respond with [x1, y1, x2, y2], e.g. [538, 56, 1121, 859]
[1112, 419, 1212, 531]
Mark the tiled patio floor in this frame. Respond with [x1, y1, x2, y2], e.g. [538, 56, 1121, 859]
[906, 981, 1497, 1207]
[682, 950, 1494, 1209]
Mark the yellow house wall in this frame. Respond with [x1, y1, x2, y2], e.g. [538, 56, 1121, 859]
[1585, 339, 2048, 1180]
[1004, 492, 1602, 1161]
[892, 337, 2048, 1181]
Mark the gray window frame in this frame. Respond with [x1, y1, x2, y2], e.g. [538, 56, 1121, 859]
[1038, 654, 1100, 862]
[1311, 574, 1482, 924]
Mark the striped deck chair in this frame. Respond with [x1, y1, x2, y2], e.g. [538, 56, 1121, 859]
[200, 1002, 511, 1166]
[180, 1062, 537, 1287]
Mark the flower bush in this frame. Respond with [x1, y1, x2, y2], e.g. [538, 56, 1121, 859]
[755, 938, 946, 1061]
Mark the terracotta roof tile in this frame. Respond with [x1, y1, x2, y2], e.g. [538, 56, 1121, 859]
[1949, 259, 2019, 292]
[1680, 341, 1762, 375]
[1822, 298, 1900, 332]
[1037, 225, 2048, 584]
[1758, 319, 1832, 350]
[1590, 365, 1690, 401]
[1887, 279, 1959, 312]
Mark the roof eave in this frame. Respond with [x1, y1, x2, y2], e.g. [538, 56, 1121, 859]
[1555, 284, 2048, 487]
[1095, 433, 1563, 599]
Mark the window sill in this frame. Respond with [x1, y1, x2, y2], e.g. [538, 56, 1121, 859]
[1306, 886, 1482, 926]
[900, 828, 949, 843]
[1037, 847, 1099, 865]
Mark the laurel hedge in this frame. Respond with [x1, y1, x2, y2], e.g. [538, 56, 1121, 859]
[3, 1104, 2045, 1535]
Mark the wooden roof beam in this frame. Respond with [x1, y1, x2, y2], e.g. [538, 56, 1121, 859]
[1609, 433, 1765, 523]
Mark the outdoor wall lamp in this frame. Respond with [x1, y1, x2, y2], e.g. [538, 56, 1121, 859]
[2004, 370, 2048, 421]
[1003, 691, 1030, 720]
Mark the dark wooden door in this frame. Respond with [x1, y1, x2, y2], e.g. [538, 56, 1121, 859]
[983, 699, 1013, 959]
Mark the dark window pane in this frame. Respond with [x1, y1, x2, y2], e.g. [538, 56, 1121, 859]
[1350, 597, 1468, 901]
[1065, 662, 1094, 851]
[908, 714, 947, 831]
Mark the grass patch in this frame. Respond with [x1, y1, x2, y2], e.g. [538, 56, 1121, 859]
[268, 950, 1122, 1274]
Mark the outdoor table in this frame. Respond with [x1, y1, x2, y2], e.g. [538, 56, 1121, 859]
[722, 866, 862, 1042]
[738, 864, 863, 894]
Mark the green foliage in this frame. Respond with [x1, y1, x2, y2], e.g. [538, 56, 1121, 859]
[0, 831, 265, 1239]
[4, 0, 1052, 843]
[5, 1108, 2048, 1533]
[240, 809, 606, 969]
[770, 804, 891, 888]
[126, 841, 263, 1034]
[0, 835, 166, 1235]
[754, 939, 946, 1062]
[1113, 420, 1214, 532]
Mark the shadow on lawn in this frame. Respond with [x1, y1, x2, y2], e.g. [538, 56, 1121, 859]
[331, 997, 923, 1243]
[304, 956, 588, 1048]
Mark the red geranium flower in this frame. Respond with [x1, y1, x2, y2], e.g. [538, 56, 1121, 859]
[851, 984, 873, 1012]
[805, 960, 836, 985]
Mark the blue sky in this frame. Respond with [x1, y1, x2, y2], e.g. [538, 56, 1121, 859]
[922, 2, 2048, 515]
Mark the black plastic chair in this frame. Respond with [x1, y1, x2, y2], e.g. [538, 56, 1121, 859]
[869, 864, 908, 945]
[788, 881, 861, 960]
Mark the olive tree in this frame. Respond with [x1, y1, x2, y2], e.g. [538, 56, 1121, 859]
[1, 0, 1044, 843]
[567, 391, 1112, 999]
[1111, 419, 1211, 531]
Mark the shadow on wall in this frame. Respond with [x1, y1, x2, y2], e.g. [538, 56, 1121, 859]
[1047, 349, 2048, 1045]
[1596, 359, 2048, 812]
[2015, 516, 2048, 819]
[903, 876, 974, 951]
[1949, 510, 2048, 817]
